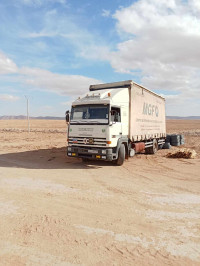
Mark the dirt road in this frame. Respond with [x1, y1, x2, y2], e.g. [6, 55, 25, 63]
[0, 120, 200, 265]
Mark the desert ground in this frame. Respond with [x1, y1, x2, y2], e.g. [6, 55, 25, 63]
[0, 119, 200, 266]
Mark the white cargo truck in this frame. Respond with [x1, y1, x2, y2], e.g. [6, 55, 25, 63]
[66, 80, 166, 165]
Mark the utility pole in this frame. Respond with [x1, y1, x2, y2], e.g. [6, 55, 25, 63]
[25, 95, 30, 133]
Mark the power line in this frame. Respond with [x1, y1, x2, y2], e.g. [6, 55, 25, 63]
[24, 95, 30, 133]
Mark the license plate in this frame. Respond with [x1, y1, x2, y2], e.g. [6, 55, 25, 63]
[88, 149, 98, 154]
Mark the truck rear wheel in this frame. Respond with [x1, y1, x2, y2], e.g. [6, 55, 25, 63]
[149, 139, 158, 154]
[116, 144, 125, 166]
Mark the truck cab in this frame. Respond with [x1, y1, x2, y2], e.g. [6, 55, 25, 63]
[67, 87, 129, 164]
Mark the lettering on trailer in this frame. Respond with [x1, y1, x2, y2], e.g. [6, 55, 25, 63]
[143, 102, 159, 117]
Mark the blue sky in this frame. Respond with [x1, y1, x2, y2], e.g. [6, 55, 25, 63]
[0, 0, 200, 117]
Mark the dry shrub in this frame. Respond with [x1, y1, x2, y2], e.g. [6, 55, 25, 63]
[166, 148, 197, 159]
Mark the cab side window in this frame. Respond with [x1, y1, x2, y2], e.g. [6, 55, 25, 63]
[111, 107, 121, 122]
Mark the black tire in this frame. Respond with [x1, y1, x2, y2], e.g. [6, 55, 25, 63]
[166, 135, 171, 143]
[180, 134, 185, 145]
[116, 144, 125, 166]
[171, 134, 180, 143]
[158, 144, 164, 150]
[171, 141, 180, 146]
[149, 139, 158, 154]
[162, 142, 171, 149]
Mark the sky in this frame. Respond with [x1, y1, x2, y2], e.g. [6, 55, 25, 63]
[0, 0, 200, 117]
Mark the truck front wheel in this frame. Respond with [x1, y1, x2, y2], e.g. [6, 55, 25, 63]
[116, 144, 125, 166]
[149, 139, 158, 154]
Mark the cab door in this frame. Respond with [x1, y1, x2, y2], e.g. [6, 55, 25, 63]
[120, 105, 129, 136]
[110, 106, 122, 137]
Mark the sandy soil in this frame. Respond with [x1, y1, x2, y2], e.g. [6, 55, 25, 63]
[0, 119, 200, 266]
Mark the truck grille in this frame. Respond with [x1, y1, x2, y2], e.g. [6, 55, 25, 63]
[68, 137, 106, 147]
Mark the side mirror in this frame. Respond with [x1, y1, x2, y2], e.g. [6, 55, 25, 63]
[65, 110, 70, 123]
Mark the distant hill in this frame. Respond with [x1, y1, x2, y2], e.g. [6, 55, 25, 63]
[166, 116, 200, 120]
[0, 116, 65, 120]
[0, 115, 200, 120]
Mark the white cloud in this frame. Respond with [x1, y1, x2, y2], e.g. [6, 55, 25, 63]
[111, 0, 200, 73]
[0, 51, 18, 74]
[189, 0, 200, 13]
[108, 0, 200, 114]
[0, 94, 20, 101]
[114, 0, 200, 36]
[0, 51, 101, 97]
[18, 67, 101, 96]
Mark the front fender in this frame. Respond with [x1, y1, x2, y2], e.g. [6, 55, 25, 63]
[115, 137, 129, 159]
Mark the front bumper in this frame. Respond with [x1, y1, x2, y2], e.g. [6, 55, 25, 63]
[67, 146, 116, 161]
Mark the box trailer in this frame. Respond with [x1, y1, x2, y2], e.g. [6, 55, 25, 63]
[66, 80, 166, 165]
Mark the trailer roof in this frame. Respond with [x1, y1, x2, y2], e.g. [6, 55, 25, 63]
[89, 80, 165, 100]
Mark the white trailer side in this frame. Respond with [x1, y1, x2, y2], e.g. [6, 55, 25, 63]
[129, 83, 166, 141]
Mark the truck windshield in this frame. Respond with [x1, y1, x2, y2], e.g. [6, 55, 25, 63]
[70, 104, 109, 124]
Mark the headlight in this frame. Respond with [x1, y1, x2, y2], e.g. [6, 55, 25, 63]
[102, 150, 106, 154]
